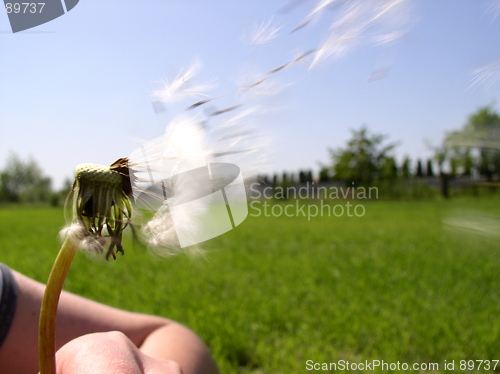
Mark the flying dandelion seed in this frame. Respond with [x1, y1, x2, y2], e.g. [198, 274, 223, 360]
[306, 0, 410, 68]
[238, 68, 289, 98]
[372, 30, 406, 46]
[210, 104, 243, 117]
[443, 211, 500, 238]
[278, 0, 306, 14]
[187, 97, 217, 110]
[485, 0, 500, 22]
[469, 60, 500, 93]
[152, 59, 216, 103]
[291, 0, 337, 33]
[247, 17, 282, 45]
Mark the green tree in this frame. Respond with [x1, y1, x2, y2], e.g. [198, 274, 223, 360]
[380, 156, 398, 180]
[272, 174, 279, 188]
[462, 148, 474, 176]
[298, 170, 306, 184]
[426, 159, 434, 177]
[445, 106, 500, 180]
[306, 170, 313, 183]
[318, 167, 331, 182]
[0, 153, 53, 204]
[433, 146, 450, 198]
[281, 172, 289, 185]
[50, 177, 73, 207]
[415, 159, 423, 178]
[447, 147, 474, 176]
[401, 156, 411, 179]
[329, 126, 397, 185]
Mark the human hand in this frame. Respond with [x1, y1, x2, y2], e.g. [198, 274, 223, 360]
[53, 331, 182, 374]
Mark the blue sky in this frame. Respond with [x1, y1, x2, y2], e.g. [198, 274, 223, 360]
[1, 0, 499, 188]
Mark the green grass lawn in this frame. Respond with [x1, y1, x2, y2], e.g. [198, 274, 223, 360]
[0, 198, 499, 373]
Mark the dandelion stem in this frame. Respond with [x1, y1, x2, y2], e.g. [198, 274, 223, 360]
[38, 237, 78, 374]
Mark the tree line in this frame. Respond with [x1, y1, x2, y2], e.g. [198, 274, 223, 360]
[1, 106, 499, 205]
[0, 153, 70, 205]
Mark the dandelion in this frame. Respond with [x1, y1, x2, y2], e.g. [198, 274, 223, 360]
[72, 159, 133, 259]
[39, 158, 134, 374]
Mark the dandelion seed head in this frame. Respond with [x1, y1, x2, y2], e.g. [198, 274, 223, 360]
[129, 111, 266, 255]
[69, 161, 132, 259]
